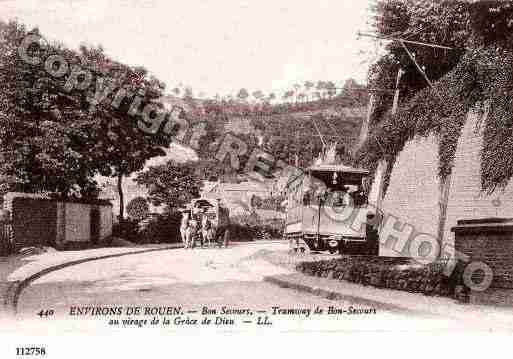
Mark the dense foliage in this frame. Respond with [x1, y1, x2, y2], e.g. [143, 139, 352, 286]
[139, 211, 182, 244]
[0, 20, 172, 217]
[135, 160, 202, 211]
[194, 101, 363, 172]
[126, 197, 150, 220]
[368, 0, 470, 126]
[360, 0, 513, 193]
[296, 256, 466, 299]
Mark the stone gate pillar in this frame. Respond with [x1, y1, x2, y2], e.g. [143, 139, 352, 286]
[452, 218, 513, 306]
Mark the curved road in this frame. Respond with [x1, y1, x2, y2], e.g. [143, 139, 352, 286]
[14, 242, 512, 332]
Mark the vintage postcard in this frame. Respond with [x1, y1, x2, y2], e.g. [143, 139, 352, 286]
[1, 0, 513, 357]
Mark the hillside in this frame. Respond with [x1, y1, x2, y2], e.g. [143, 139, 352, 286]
[159, 93, 369, 174]
[98, 94, 368, 218]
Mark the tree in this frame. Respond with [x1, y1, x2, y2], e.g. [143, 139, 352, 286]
[304, 81, 314, 101]
[1, 21, 172, 218]
[283, 90, 294, 103]
[74, 46, 170, 219]
[325, 81, 336, 99]
[293, 83, 301, 102]
[172, 87, 180, 96]
[369, 0, 470, 107]
[135, 160, 202, 211]
[252, 90, 264, 102]
[1, 21, 101, 196]
[316, 81, 326, 99]
[237, 88, 249, 102]
[183, 86, 193, 100]
[267, 93, 276, 102]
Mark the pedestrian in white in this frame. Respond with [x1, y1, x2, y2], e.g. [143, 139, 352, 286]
[180, 210, 190, 248]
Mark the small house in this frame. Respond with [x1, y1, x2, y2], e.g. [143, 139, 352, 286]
[3, 192, 113, 250]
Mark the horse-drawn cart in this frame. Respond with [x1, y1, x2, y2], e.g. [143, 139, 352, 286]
[183, 198, 230, 248]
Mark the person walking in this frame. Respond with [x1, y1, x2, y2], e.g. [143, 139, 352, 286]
[180, 210, 190, 248]
[201, 209, 215, 248]
[186, 217, 199, 249]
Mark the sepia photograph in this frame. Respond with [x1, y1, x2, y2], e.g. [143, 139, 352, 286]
[1, 0, 512, 357]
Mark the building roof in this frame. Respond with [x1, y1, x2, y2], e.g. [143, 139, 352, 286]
[307, 164, 369, 175]
[206, 181, 270, 194]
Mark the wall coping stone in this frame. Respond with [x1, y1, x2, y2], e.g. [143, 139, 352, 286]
[451, 218, 513, 235]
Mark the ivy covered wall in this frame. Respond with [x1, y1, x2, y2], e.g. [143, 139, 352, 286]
[361, 1, 513, 195]
[380, 134, 440, 257]
[444, 107, 513, 251]
[358, 47, 513, 196]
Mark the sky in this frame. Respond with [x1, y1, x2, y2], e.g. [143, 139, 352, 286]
[1, 0, 378, 97]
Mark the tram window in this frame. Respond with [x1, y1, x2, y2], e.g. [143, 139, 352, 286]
[333, 191, 349, 207]
[323, 190, 350, 207]
[354, 190, 368, 206]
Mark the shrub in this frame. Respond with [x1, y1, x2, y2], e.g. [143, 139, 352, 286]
[228, 223, 258, 242]
[231, 213, 260, 227]
[126, 197, 149, 221]
[112, 219, 140, 243]
[227, 221, 284, 242]
[139, 211, 181, 244]
[296, 256, 465, 299]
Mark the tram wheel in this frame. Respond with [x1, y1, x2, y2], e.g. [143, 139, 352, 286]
[328, 246, 337, 254]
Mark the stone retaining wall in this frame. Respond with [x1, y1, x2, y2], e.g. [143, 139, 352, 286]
[296, 256, 465, 300]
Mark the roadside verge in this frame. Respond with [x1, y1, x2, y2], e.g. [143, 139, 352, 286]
[1, 244, 183, 315]
[262, 272, 470, 318]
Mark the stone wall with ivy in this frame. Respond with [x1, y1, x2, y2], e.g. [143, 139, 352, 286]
[358, 1, 513, 258]
[444, 108, 513, 250]
[380, 134, 441, 256]
[358, 48, 513, 195]
[373, 104, 513, 258]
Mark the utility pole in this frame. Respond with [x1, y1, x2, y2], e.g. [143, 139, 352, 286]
[295, 131, 299, 168]
[392, 68, 404, 114]
[374, 68, 404, 214]
[357, 93, 375, 151]
[358, 30, 459, 258]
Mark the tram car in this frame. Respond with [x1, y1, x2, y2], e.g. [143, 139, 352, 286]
[284, 164, 375, 254]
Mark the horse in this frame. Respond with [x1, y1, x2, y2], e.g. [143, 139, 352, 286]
[185, 218, 199, 249]
[201, 214, 216, 248]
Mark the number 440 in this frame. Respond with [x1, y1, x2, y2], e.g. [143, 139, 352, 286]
[37, 309, 54, 318]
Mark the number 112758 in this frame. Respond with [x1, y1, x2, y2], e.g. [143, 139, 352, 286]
[16, 347, 46, 356]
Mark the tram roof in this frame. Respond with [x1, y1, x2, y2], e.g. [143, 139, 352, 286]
[306, 164, 369, 175]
